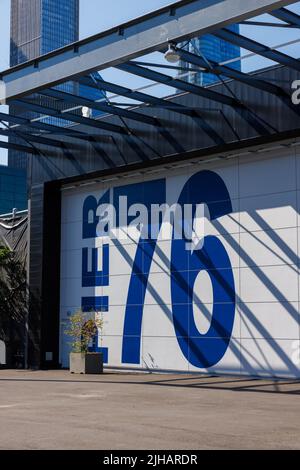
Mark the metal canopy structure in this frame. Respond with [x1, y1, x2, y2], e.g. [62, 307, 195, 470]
[0, 0, 300, 167]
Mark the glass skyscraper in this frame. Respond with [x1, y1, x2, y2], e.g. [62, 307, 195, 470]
[0, 166, 27, 215]
[178, 25, 241, 87]
[9, 0, 105, 169]
[10, 0, 79, 65]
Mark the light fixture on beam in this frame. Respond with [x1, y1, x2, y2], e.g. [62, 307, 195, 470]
[164, 43, 180, 63]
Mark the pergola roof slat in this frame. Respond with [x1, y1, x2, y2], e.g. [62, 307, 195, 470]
[40, 88, 160, 127]
[271, 7, 300, 26]
[214, 27, 300, 72]
[117, 62, 238, 107]
[174, 49, 283, 95]
[12, 98, 130, 135]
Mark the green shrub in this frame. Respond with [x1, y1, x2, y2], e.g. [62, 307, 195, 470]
[64, 309, 104, 353]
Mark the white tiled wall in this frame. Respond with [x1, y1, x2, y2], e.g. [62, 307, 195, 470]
[60, 144, 300, 378]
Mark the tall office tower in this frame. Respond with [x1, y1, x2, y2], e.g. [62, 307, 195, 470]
[9, 0, 79, 169]
[9, 0, 105, 170]
[178, 25, 241, 87]
[10, 0, 79, 64]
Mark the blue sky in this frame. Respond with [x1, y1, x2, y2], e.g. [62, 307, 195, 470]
[1, 0, 300, 164]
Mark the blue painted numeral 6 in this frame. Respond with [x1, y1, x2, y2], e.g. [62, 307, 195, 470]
[171, 170, 236, 368]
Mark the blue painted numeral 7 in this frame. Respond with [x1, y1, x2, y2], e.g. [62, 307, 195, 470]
[122, 240, 157, 364]
[119, 179, 166, 364]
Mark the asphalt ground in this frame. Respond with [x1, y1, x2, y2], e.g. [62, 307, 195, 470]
[0, 369, 299, 450]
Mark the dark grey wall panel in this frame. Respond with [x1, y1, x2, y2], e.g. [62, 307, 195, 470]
[28, 184, 44, 367]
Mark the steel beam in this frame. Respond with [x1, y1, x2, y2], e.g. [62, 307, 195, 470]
[0, 129, 64, 148]
[0, 111, 115, 147]
[0, 0, 295, 102]
[0, 110, 79, 135]
[0, 140, 36, 154]
[176, 47, 300, 119]
[117, 62, 237, 107]
[214, 28, 300, 72]
[271, 7, 300, 26]
[77, 76, 225, 145]
[39, 88, 160, 126]
[241, 19, 297, 27]
[175, 49, 283, 95]
[12, 99, 130, 135]
[78, 76, 195, 116]
[118, 62, 271, 135]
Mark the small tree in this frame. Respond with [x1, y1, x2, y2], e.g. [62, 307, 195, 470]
[64, 309, 104, 353]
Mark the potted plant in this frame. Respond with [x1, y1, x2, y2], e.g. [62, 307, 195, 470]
[64, 309, 104, 374]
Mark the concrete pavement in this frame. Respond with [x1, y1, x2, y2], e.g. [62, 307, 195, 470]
[0, 370, 299, 450]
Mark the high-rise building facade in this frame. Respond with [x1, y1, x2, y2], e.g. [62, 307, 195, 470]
[9, 0, 79, 169]
[0, 166, 27, 215]
[178, 25, 241, 87]
[10, 0, 79, 65]
[9, 0, 105, 170]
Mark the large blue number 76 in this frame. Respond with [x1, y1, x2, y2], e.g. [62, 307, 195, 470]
[122, 170, 236, 368]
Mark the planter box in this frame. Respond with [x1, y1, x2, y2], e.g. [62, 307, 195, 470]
[70, 352, 103, 374]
